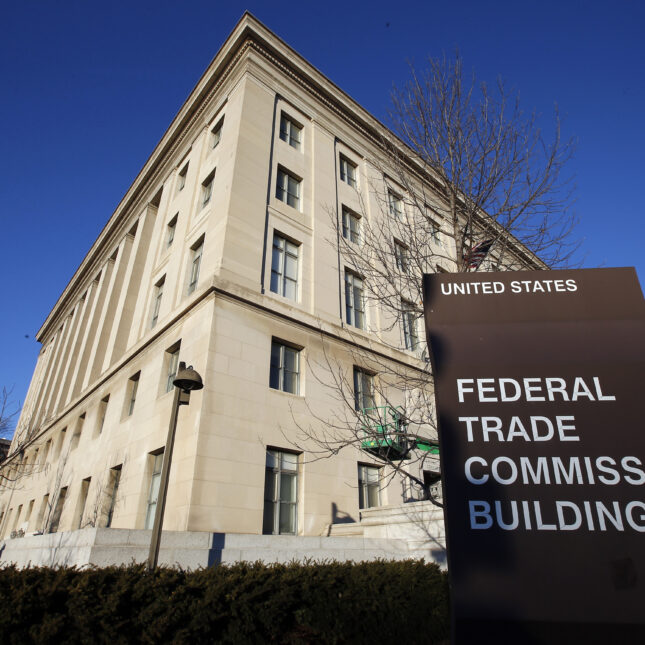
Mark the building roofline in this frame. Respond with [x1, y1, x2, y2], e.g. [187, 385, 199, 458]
[37, 12, 543, 341]
[37, 12, 403, 341]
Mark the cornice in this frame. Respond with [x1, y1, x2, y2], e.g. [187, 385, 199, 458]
[37, 13, 541, 342]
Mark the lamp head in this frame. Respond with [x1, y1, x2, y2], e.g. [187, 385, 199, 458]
[173, 362, 204, 392]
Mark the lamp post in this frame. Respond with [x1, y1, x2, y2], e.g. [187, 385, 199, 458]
[147, 361, 203, 571]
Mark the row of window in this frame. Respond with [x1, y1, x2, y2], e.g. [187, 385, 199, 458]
[1, 447, 380, 539]
[270, 338, 382, 407]
[276, 114, 443, 246]
[270, 232, 419, 347]
[263, 449, 380, 535]
[151, 237, 204, 329]
[23, 348, 180, 472]
[175, 117, 223, 197]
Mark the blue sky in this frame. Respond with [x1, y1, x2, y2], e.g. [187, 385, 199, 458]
[1, 0, 643, 431]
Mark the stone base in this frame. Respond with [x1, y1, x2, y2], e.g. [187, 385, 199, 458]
[0, 528, 418, 569]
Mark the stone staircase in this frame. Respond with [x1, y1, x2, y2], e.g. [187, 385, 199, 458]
[326, 500, 447, 565]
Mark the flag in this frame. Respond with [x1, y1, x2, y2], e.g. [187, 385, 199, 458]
[464, 238, 494, 269]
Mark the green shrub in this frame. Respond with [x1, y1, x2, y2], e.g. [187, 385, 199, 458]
[0, 560, 449, 644]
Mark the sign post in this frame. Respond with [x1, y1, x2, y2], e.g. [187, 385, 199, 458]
[422, 268, 645, 644]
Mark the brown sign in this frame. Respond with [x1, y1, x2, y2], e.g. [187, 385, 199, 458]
[422, 268, 645, 644]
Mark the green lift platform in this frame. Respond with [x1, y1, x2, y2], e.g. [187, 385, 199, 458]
[359, 406, 440, 461]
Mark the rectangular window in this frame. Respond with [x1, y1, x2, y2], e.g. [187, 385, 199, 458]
[270, 234, 299, 301]
[339, 155, 357, 188]
[54, 428, 66, 459]
[270, 340, 300, 395]
[151, 276, 165, 328]
[36, 494, 49, 532]
[42, 439, 52, 463]
[145, 453, 164, 530]
[276, 168, 301, 210]
[187, 238, 204, 294]
[263, 449, 299, 535]
[49, 487, 67, 533]
[394, 241, 409, 273]
[388, 190, 403, 219]
[345, 270, 365, 329]
[106, 465, 122, 528]
[98, 396, 109, 434]
[25, 499, 35, 525]
[402, 300, 419, 351]
[126, 372, 140, 417]
[166, 215, 177, 249]
[71, 414, 85, 449]
[358, 464, 380, 509]
[211, 117, 224, 148]
[353, 367, 375, 411]
[342, 207, 360, 244]
[13, 505, 23, 533]
[76, 477, 91, 529]
[279, 113, 302, 150]
[429, 217, 442, 245]
[166, 346, 180, 393]
[201, 171, 215, 207]
[177, 163, 188, 191]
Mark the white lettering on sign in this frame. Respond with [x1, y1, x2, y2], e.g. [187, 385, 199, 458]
[455, 375, 641, 533]
[439, 279, 578, 295]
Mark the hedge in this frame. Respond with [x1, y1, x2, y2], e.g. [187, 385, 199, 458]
[0, 560, 449, 644]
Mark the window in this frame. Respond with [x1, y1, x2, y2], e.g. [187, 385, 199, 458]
[342, 207, 360, 244]
[201, 171, 215, 208]
[344, 270, 365, 329]
[166, 215, 177, 249]
[145, 452, 164, 530]
[270, 340, 300, 395]
[429, 217, 442, 245]
[54, 428, 66, 459]
[13, 505, 23, 533]
[106, 466, 122, 528]
[42, 439, 52, 463]
[49, 487, 67, 533]
[263, 449, 298, 535]
[353, 367, 375, 411]
[71, 414, 85, 449]
[339, 155, 357, 188]
[358, 464, 380, 509]
[36, 494, 49, 532]
[402, 300, 419, 351]
[394, 241, 409, 272]
[76, 477, 91, 529]
[126, 372, 140, 417]
[279, 113, 302, 150]
[177, 163, 188, 191]
[97, 396, 109, 434]
[276, 168, 301, 210]
[388, 190, 403, 219]
[270, 234, 299, 300]
[151, 276, 165, 328]
[25, 500, 34, 525]
[211, 117, 224, 148]
[187, 238, 203, 294]
[166, 346, 180, 393]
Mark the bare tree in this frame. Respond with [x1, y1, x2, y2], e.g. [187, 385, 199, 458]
[0, 387, 18, 442]
[290, 54, 578, 507]
[0, 387, 38, 490]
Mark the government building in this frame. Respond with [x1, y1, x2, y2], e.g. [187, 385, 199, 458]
[0, 14, 532, 567]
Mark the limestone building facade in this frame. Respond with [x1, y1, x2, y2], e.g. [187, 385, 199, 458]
[0, 14, 529, 550]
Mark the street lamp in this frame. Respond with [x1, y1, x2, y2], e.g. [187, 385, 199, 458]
[147, 361, 203, 571]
